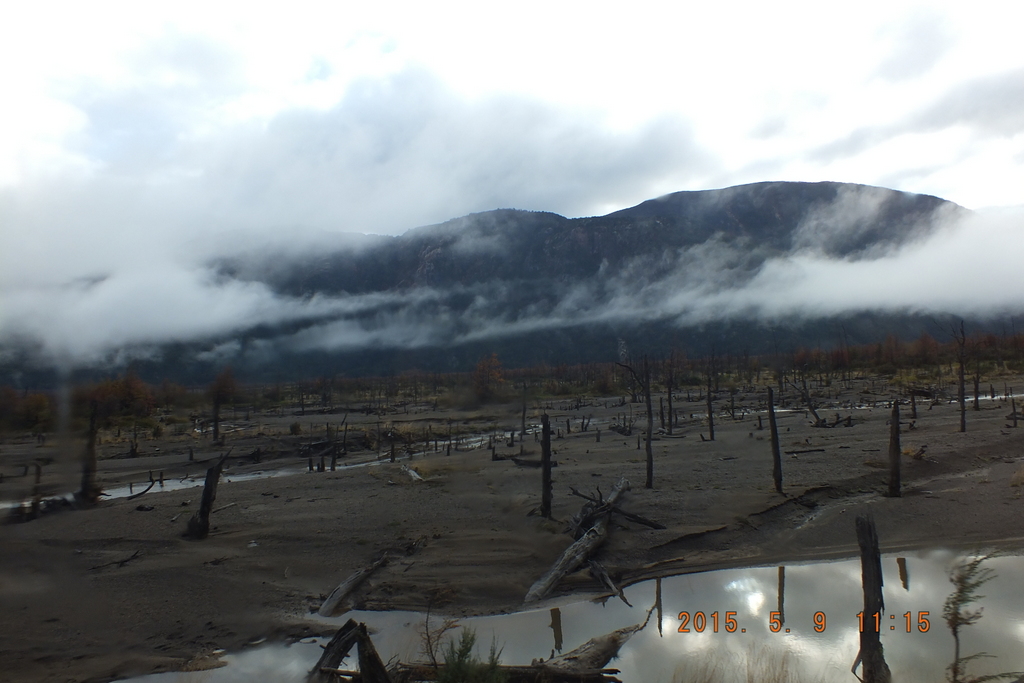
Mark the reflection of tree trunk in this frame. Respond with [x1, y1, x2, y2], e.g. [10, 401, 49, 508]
[655, 577, 663, 637]
[854, 515, 891, 683]
[896, 557, 909, 591]
[888, 402, 901, 498]
[549, 607, 563, 652]
[78, 403, 101, 506]
[777, 566, 785, 626]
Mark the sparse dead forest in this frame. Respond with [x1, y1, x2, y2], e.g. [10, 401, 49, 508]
[2, 329, 1024, 682]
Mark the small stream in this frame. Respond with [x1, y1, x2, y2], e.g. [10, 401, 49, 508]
[122, 549, 1024, 683]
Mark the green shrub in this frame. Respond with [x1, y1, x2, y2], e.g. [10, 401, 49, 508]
[436, 629, 507, 683]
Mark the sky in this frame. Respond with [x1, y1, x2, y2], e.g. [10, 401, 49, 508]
[1, 0, 1023, 366]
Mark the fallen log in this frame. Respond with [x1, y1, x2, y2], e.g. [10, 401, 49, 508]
[318, 555, 389, 617]
[400, 465, 424, 482]
[525, 478, 629, 603]
[308, 619, 360, 683]
[567, 487, 665, 530]
[510, 457, 557, 468]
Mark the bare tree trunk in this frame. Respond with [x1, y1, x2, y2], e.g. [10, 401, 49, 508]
[706, 365, 715, 442]
[973, 357, 981, 411]
[954, 321, 967, 432]
[768, 387, 782, 495]
[541, 414, 552, 518]
[888, 402, 901, 498]
[521, 381, 527, 455]
[78, 403, 101, 506]
[643, 355, 654, 489]
[666, 354, 675, 435]
[212, 395, 221, 443]
[185, 455, 227, 540]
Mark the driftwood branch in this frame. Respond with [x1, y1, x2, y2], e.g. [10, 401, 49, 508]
[588, 560, 631, 606]
[125, 480, 155, 501]
[567, 487, 664, 530]
[318, 555, 389, 617]
[89, 550, 142, 571]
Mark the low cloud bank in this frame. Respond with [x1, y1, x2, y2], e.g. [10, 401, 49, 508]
[2, 187, 1021, 369]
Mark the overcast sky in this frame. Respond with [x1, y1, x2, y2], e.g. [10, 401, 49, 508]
[2, 1, 1023, 365]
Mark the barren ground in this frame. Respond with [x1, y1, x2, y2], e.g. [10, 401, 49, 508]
[2, 377, 1023, 682]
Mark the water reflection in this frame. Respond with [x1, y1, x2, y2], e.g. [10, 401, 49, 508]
[123, 550, 1024, 683]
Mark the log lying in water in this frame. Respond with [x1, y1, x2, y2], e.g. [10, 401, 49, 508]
[525, 477, 629, 604]
[391, 622, 638, 682]
[309, 620, 394, 683]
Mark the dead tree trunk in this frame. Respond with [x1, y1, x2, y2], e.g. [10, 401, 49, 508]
[521, 382, 528, 455]
[768, 387, 783, 495]
[308, 619, 360, 683]
[643, 355, 654, 489]
[853, 515, 891, 683]
[77, 402, 101, 506]
[953, 321, 967, 432]
[541, 413, 552, 519]
[706, 368, 715, 441]
[887, 402, 901, 498]
[910, 391, 918, 419]
[212, 394, 221, 443]
[184, 454, 227, 540]
[666, 353, 675, 435]
[973, 357, 981, 411]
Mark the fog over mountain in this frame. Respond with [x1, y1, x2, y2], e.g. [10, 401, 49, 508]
[2, 180, 1022, 382]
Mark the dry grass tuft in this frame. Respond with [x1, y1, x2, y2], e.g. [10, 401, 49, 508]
[672, 643, 811, 683]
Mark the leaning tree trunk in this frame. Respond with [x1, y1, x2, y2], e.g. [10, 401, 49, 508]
[185, 455, 227, 539]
